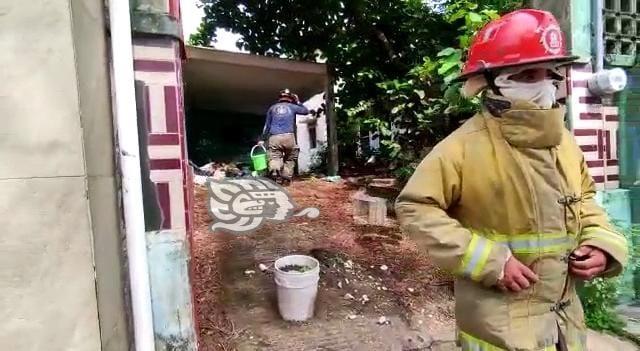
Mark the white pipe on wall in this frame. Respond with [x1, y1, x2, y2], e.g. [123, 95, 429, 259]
[108, 0, 156, 350]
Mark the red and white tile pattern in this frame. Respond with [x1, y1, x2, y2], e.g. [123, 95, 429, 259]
[133, 37, 192, 233]
[568, 64, 620, 190]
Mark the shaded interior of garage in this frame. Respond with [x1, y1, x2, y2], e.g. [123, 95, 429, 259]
[183, 46, 329, 167]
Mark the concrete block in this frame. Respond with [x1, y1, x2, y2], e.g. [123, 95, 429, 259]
[0, 177, 101, 351]
[352, 191, 387, 225]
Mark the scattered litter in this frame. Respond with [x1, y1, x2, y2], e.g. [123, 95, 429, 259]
[418, 320, 423, 325]
[337, 281, 343, 289]
[193, 175, 208, 185]
[407, 287, 415, 293]
[377, 287, 381, 290]
[345, 278, 350, 285]
[380, 265, 388, 271]
[377, 316, 391, 325]
[382, 286, 388, 291]
[361, 295, 370, 304]
[368, 275, 374, 280]
[344, 260, 353, 269]
[244, 270, 256, 276]
[323, 175, 342, 183]
[212, 169, 225, 180]
[258, 264, 269, 272]
[347, 314, 357, 320]
[344, 293, 355, 300]
[190, 160, 250, 181]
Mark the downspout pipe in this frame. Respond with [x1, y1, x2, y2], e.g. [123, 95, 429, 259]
[108, 1, 156, 350]
[593, 0, 605, 72]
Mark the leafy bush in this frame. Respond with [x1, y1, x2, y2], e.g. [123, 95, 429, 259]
[580, 277, 626, 333]
[354, 0, 517, 172]
[579, 224, 640, 333]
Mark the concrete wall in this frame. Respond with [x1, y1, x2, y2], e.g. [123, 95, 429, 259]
[531, 0, 633, 226]
[0, 0, 129, 350]
[298, 93, 328, 173]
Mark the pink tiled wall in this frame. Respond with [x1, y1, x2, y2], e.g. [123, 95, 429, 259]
[568, 64, 620, 190]
[133, 37, 192, 235]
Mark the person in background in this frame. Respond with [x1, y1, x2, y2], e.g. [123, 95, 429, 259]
[260, 89, 309, 185]
[395, 9, 628, 351]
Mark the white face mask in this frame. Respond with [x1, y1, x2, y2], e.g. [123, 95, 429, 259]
[494, 74, 558, 109]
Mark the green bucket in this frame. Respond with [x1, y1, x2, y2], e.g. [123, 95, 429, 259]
[251, 144, 268, 171]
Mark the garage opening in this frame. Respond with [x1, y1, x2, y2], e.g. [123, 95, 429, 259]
[184, 46, 330, 175]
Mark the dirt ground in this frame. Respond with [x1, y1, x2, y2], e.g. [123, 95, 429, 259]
[192, 178, 457, 351]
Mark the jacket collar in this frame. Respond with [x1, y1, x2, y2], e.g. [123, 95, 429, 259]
[482, 94, 566, 148]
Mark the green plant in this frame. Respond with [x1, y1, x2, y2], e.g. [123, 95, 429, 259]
[356, 0, 510, 171]
[191, 0, 523, 172]
[579, 224, 640, 333]
[580, 277, 626, 333]
[626, 225, 640, 300]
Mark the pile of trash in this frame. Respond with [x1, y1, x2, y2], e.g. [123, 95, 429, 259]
[190, 161, 252, 185]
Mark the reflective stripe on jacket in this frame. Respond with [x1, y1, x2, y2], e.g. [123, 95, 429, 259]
[396, 107, 627, 351]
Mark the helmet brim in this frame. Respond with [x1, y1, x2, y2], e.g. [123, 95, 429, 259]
[454, 55, 580, 82]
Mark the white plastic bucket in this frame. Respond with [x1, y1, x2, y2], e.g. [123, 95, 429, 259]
[273, 255, 320, 321]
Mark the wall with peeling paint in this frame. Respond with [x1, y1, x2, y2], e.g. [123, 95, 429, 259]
[131, 0, 198, 349]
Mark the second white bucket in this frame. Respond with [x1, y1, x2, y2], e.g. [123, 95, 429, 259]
[273, 255, 320, 321]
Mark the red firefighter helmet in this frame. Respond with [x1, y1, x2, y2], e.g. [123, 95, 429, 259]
[459, 9, 577, 80]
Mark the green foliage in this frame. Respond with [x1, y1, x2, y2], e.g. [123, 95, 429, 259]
[580, 224, 640, 333]
[622, 225, 640, 300]
[191, 0, 522, 171]
[581, 277, 626, 333]
[631, 225, 640, 300]
[363, 0, 509, 167]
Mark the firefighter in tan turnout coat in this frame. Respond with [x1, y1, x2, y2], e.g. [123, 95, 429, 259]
[396, 9, 628, 351]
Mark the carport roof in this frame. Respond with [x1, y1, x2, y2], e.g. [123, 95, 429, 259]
[184, 46, 328, 115]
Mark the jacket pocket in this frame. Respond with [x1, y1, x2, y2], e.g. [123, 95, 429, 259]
[455, 279, 509, 347]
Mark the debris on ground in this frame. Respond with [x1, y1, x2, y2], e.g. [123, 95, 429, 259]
[192, 178, 455, 351]
[344, 293, 355, 300]
[377, 316, 390, 325]
[190, 160, 253, 185]
[344, 260, 354, 269]
[323, 175, 342, 182]
[361, 294, 370, 304]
